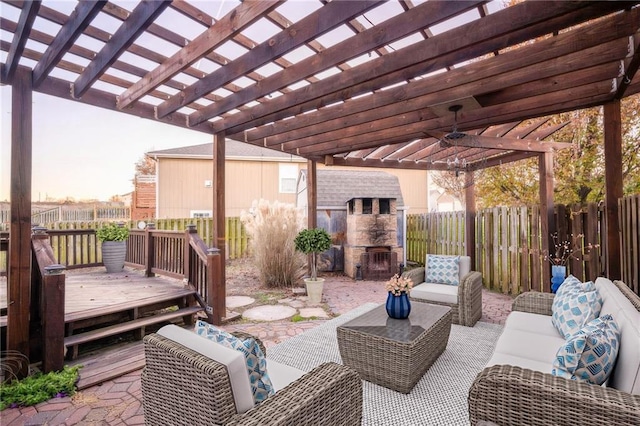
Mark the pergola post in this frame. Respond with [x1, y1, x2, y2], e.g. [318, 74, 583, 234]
[307, 160, 317, 229]
[212, 132, 226, 323]
[539, 151, 555, 292]
[464, 171, 476, 270]
[603, 100, 623, 280]
[8, 66, 33, 378]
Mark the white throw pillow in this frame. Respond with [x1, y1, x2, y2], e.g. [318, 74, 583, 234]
[551, 289, 602, 339]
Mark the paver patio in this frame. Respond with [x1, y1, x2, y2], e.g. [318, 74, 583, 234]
[1, 277, 512, 426]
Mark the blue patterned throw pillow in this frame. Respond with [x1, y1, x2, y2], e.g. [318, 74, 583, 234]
[426, 255, 460, 286]
[551, 288, 602, 339]
[555, 275, 595, 299]
[195, 320, 274, 405]
[552, 314, 620, 385]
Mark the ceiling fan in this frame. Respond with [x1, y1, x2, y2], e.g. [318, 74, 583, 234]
[424, 104, 471, 174]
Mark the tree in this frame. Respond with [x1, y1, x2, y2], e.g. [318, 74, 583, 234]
[437, 94, 640, 208]
[134, 154, 156, 176]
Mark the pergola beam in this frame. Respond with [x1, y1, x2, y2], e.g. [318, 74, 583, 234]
[73, 0, 170, 99]
[32, 0, 106, 87]
[119, 0, 281, 111]
[186, 0, 483, 125]
[237, 8, 640, 143]
[1, 0, 40, 83]
[157, 0, 382, 120]
[217, 1, 626, 134]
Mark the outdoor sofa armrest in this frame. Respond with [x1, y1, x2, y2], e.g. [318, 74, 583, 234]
[469, 364, 640, 426]
[402, 267, 425, 286]
[511, 291, 554, 316]
[226, 362, 363, 426]
[458, 271, 483, 326]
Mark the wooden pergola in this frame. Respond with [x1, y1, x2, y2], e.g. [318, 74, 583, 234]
[2, 1, 639, 367]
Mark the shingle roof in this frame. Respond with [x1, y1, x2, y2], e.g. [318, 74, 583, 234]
[147, 140, 304, 160]
[308, 169, 404, 207]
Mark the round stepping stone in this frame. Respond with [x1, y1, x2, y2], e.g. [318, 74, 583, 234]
[242, 305, 296, 322]
[226, 296, 255, 308]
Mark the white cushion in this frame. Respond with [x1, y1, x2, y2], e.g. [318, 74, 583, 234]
[595, 278, 640, 394]
[493, 328, 565, 365]
[157, 325, 254, 414]
[505, 311, 560, 338]
[266, 359, 306, 392]
[486, 351, 551, 373]
[411, 282, 458, 305]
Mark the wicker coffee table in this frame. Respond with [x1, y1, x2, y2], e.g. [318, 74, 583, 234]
[337, 303, 452, 393]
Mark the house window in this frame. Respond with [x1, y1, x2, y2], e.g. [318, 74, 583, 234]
[279, 164, 298, 193]
[190, 210, 212, 218]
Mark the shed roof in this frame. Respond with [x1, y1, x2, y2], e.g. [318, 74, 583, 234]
[305, 169, 404, 208]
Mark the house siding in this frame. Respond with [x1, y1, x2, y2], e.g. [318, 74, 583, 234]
[156, 157, 304, 217]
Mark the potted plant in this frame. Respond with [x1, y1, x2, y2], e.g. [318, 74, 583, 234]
[294, 227, 331, 303]
[97, 222, 129, 273]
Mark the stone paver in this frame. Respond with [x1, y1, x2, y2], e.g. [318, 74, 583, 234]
[241, 305, 297, 321]
[226, 296, 255, 308]
[298, 307, 330, 318]
[1, 276, 514, 425]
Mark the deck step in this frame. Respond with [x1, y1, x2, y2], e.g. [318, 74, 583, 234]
[64, 305, 203, 357]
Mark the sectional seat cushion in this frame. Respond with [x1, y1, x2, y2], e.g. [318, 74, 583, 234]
[195, 320, 275, 405]
[410, 282, 458, 304]
[157, 324, 255, 414]
[551, 289, 602, 339]
[425, 255, 460, 285]
[552, 314, 620, 385]
[486, 327, 566, 368]
[504, 311, 560, 338]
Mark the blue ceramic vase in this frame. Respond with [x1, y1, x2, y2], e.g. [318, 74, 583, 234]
[385, 291, 411, 319]
[551, 265, 567, 293]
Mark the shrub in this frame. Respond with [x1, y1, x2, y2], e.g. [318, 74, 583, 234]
[241, 200, 305, 288]
[1, 365, 81, 410]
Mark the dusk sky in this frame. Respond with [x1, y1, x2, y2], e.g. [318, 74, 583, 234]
[1, 85, 211, 202]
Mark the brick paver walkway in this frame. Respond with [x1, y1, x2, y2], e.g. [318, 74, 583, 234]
[2, 277, 513, 426]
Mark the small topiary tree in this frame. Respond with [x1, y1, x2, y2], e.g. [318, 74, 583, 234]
[240, 200, 305, 288]
[294, 227, 332, 281]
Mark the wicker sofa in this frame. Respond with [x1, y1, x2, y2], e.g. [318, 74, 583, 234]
[403, 254, 483, 326]
[469, 277, 640, 426]
[142, 324, 362, 425]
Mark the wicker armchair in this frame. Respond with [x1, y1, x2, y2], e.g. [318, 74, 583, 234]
[142, 331, 362, 426]
[403, 256, 483, 326]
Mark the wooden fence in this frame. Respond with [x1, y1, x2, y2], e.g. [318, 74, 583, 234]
[405, 200, 633, 295]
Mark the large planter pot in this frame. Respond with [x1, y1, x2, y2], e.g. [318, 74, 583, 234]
[102, 241, 126, 273]
[304, 278, 325, 304]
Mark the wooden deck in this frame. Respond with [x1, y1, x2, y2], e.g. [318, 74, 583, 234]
[1, 267, 203, 388]
[1, 266, 191, 320]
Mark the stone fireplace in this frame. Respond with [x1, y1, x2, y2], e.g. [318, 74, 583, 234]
[344, 197, 402, 280]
